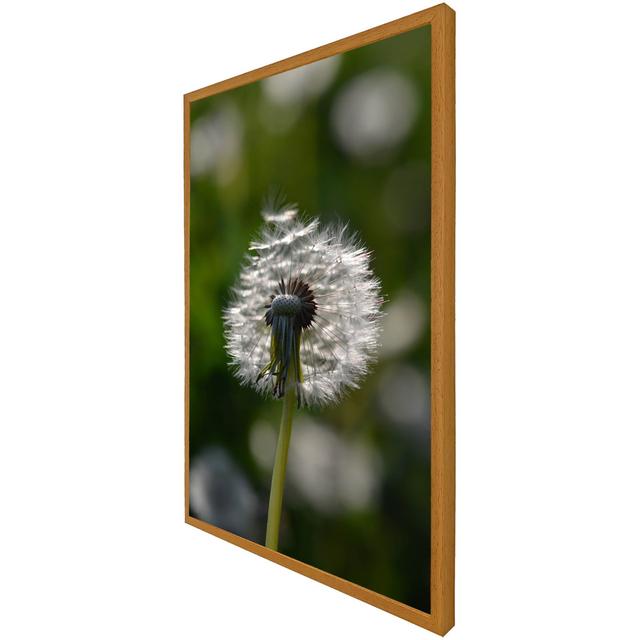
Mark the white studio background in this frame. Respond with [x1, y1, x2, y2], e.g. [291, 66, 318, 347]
[1, 1, 639, 638]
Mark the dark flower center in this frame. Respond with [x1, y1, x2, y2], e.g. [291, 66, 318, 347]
[270, 294, 302, 318]
[264, 277, 317, 330]
[258, 277, 317, 401]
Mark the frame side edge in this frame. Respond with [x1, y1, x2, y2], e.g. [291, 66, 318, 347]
[184, 95, 191, 522]
[430, 4, 456, 636]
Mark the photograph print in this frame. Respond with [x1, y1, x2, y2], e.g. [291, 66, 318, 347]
[184, 10, 454, 629]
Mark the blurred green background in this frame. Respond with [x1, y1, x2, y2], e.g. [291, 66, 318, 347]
[189, 26, 431, 612]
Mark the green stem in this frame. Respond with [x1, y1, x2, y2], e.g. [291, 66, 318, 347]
[265, 383, 296, 550]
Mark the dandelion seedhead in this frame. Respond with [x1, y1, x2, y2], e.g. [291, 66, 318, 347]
[223, 203, 383, 407]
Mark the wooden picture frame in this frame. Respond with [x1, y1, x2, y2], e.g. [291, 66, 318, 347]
[184, 3, 455, 635]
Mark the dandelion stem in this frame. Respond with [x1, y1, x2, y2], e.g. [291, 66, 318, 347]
[265, 381, 296, 550]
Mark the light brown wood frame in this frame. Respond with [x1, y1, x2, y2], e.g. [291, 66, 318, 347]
[183, 4, 455, 635]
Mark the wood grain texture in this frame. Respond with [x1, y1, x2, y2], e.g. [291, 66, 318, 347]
[429, 4, 456, 635]
[184, 4, 455, 635]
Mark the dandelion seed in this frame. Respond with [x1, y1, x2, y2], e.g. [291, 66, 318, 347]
[223, 204, 383, 408]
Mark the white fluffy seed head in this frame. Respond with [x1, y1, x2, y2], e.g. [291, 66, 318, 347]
[223, 205, 384, 407]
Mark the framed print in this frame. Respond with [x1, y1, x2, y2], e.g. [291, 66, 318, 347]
[184, 3, 455, 635]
